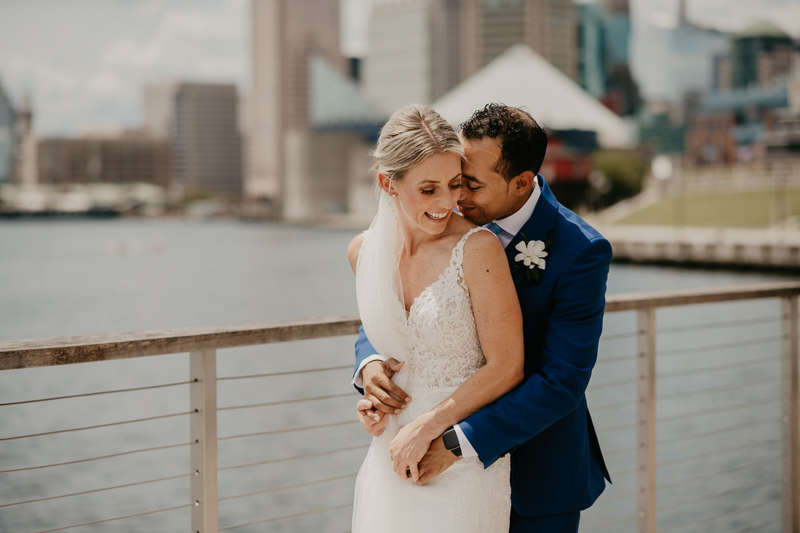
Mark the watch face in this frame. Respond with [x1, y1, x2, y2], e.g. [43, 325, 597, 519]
[442, 428, 460, 453]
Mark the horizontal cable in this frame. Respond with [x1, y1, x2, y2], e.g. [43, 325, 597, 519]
[580, 511, 637, 529]
[219, 392, 354, 412]
[591, 399, 636, 413]
[0, 472, 192, 508]
[612, 466, 636, 477]
[219, 502, 353, 530]
[659, 459, 779, 508]
[658, 416, 778, 447]
[219, 443, 369, 471]
[0, 441, 191, 474]
[219, 420, 360, 442]
[588, 377, 637, 391]
[659, 493, 781, 533]
[658, 435, 780, 470]
[658, 457, 780, 494]
[600, 331, 639, 341]
[659, 353, 778, 380]
[0, 380, 191, 408]
[659, 335, 781, 358]
[32, 503, 192, 533]
[218, 365, 352, 381]
[658, 395, 778, 424]
[596, 353, 636, 364]
[733, 517, 780, 533]
[598, 422, 636, 433]
[657, 314, 782, 336]
[659, 374, 780, 401]
[0, 411, 192, 442]
[602, 445, 636, 457]
[220, 473, 357, 501]
[594, 489, 637, 505]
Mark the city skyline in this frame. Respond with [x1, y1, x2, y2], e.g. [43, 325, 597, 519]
[0, 0, 798, 136]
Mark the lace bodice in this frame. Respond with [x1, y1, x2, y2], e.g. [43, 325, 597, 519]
[397, 227, 490, 423]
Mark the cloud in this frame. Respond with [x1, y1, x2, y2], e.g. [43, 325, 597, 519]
[0, 0, 247, 135]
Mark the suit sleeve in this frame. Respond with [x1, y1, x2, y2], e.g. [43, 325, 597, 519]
[459, 237, 612, 468]
[353, 325, 379, 394]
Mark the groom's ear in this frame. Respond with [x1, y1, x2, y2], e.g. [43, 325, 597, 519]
[511, 171, 536, 197]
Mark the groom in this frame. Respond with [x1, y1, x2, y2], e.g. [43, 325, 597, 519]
[354, 104, 612, 532]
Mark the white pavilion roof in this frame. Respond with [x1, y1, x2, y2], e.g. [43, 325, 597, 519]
[433, 44, 634, 148]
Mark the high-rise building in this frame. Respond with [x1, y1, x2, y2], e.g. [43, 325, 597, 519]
[13, 95, 35, 185]
[36, 132, 171, 187]
[460, 0, 579, 83]
[0, 79, 13, 183]
[577, 0, 639, 116]
[363, 0, 462, 113]
[144, 82, 242, 196]
[633, 0, 729, 103]
[731, 21, 795, 89]
[578, 3, 606, 98]
[363, 0, 579, 115]
[249, 0, 345, 202]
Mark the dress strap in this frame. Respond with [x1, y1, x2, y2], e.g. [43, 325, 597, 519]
[449, 227, 493, 269]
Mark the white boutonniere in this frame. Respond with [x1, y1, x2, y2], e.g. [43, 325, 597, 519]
[512, 234, 552, 283]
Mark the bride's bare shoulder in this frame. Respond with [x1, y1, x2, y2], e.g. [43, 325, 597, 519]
[462, 227, 507, 277]
[347, 233, 365, 275]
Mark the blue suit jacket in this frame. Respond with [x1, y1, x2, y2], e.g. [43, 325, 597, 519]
[354, 176, 612, 516]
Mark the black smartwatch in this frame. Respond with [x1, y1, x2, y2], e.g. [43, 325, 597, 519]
[441, 426, 462, 458]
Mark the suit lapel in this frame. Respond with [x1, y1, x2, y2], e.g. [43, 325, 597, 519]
[505, 175, 559, 266]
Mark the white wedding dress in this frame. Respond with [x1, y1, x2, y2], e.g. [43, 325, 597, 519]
[352, 226, 511, 533]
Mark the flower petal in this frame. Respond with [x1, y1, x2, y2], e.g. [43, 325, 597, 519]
[515, 241, 528, 253]
[532, 241, 545, 254]
[523, 256, 531, 266]
[539, 251, 548, 259]
[515, 253, 525, 262]
[538, 258, 546, 271]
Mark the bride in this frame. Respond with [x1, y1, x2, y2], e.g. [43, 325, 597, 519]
[347, 104, 525, 532]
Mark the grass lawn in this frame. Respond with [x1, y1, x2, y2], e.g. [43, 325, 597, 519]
[614, 189, 800, 228]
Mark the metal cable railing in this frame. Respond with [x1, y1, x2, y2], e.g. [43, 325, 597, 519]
[0, 379, 192, 407]
[0, 411, 193, 442]
[219, 444, 370, 472]
[0, 472, 193, 509]
[0, 441, 192, 474]
[580, 297, 790, 533]
[0, 281, 797, 533]
[32, 503, 194, 533]
[218, 503, 354, 531]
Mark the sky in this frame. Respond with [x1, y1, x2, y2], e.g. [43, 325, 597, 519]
[0, 0, 797, 136]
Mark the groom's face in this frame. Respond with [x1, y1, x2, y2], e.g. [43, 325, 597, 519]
[456, 135, 518, 226]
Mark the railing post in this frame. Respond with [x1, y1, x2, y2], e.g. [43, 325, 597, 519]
[191, 349, 218, 533]
[783, 296, 799, 533]
[636, 308, 657, 533]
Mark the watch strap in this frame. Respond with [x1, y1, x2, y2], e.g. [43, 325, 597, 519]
[442, 426, 462, 457]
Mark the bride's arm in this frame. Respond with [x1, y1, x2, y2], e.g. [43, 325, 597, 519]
[389, 230, 524, 481]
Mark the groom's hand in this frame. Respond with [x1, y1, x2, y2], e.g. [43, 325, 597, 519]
[417, 436, 457, 485]
[363, 359, 411, 415]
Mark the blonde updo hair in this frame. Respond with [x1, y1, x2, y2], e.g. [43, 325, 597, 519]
[372, 104, 464, 183]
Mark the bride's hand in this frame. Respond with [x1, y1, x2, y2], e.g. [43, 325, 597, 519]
[356, 399, 387, 436]
[389, 413, 437, 482]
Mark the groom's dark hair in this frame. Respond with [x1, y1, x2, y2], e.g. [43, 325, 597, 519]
[459, 104, 548, 182]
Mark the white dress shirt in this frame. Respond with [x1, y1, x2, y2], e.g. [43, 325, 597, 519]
[353, 178, 542, 461]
